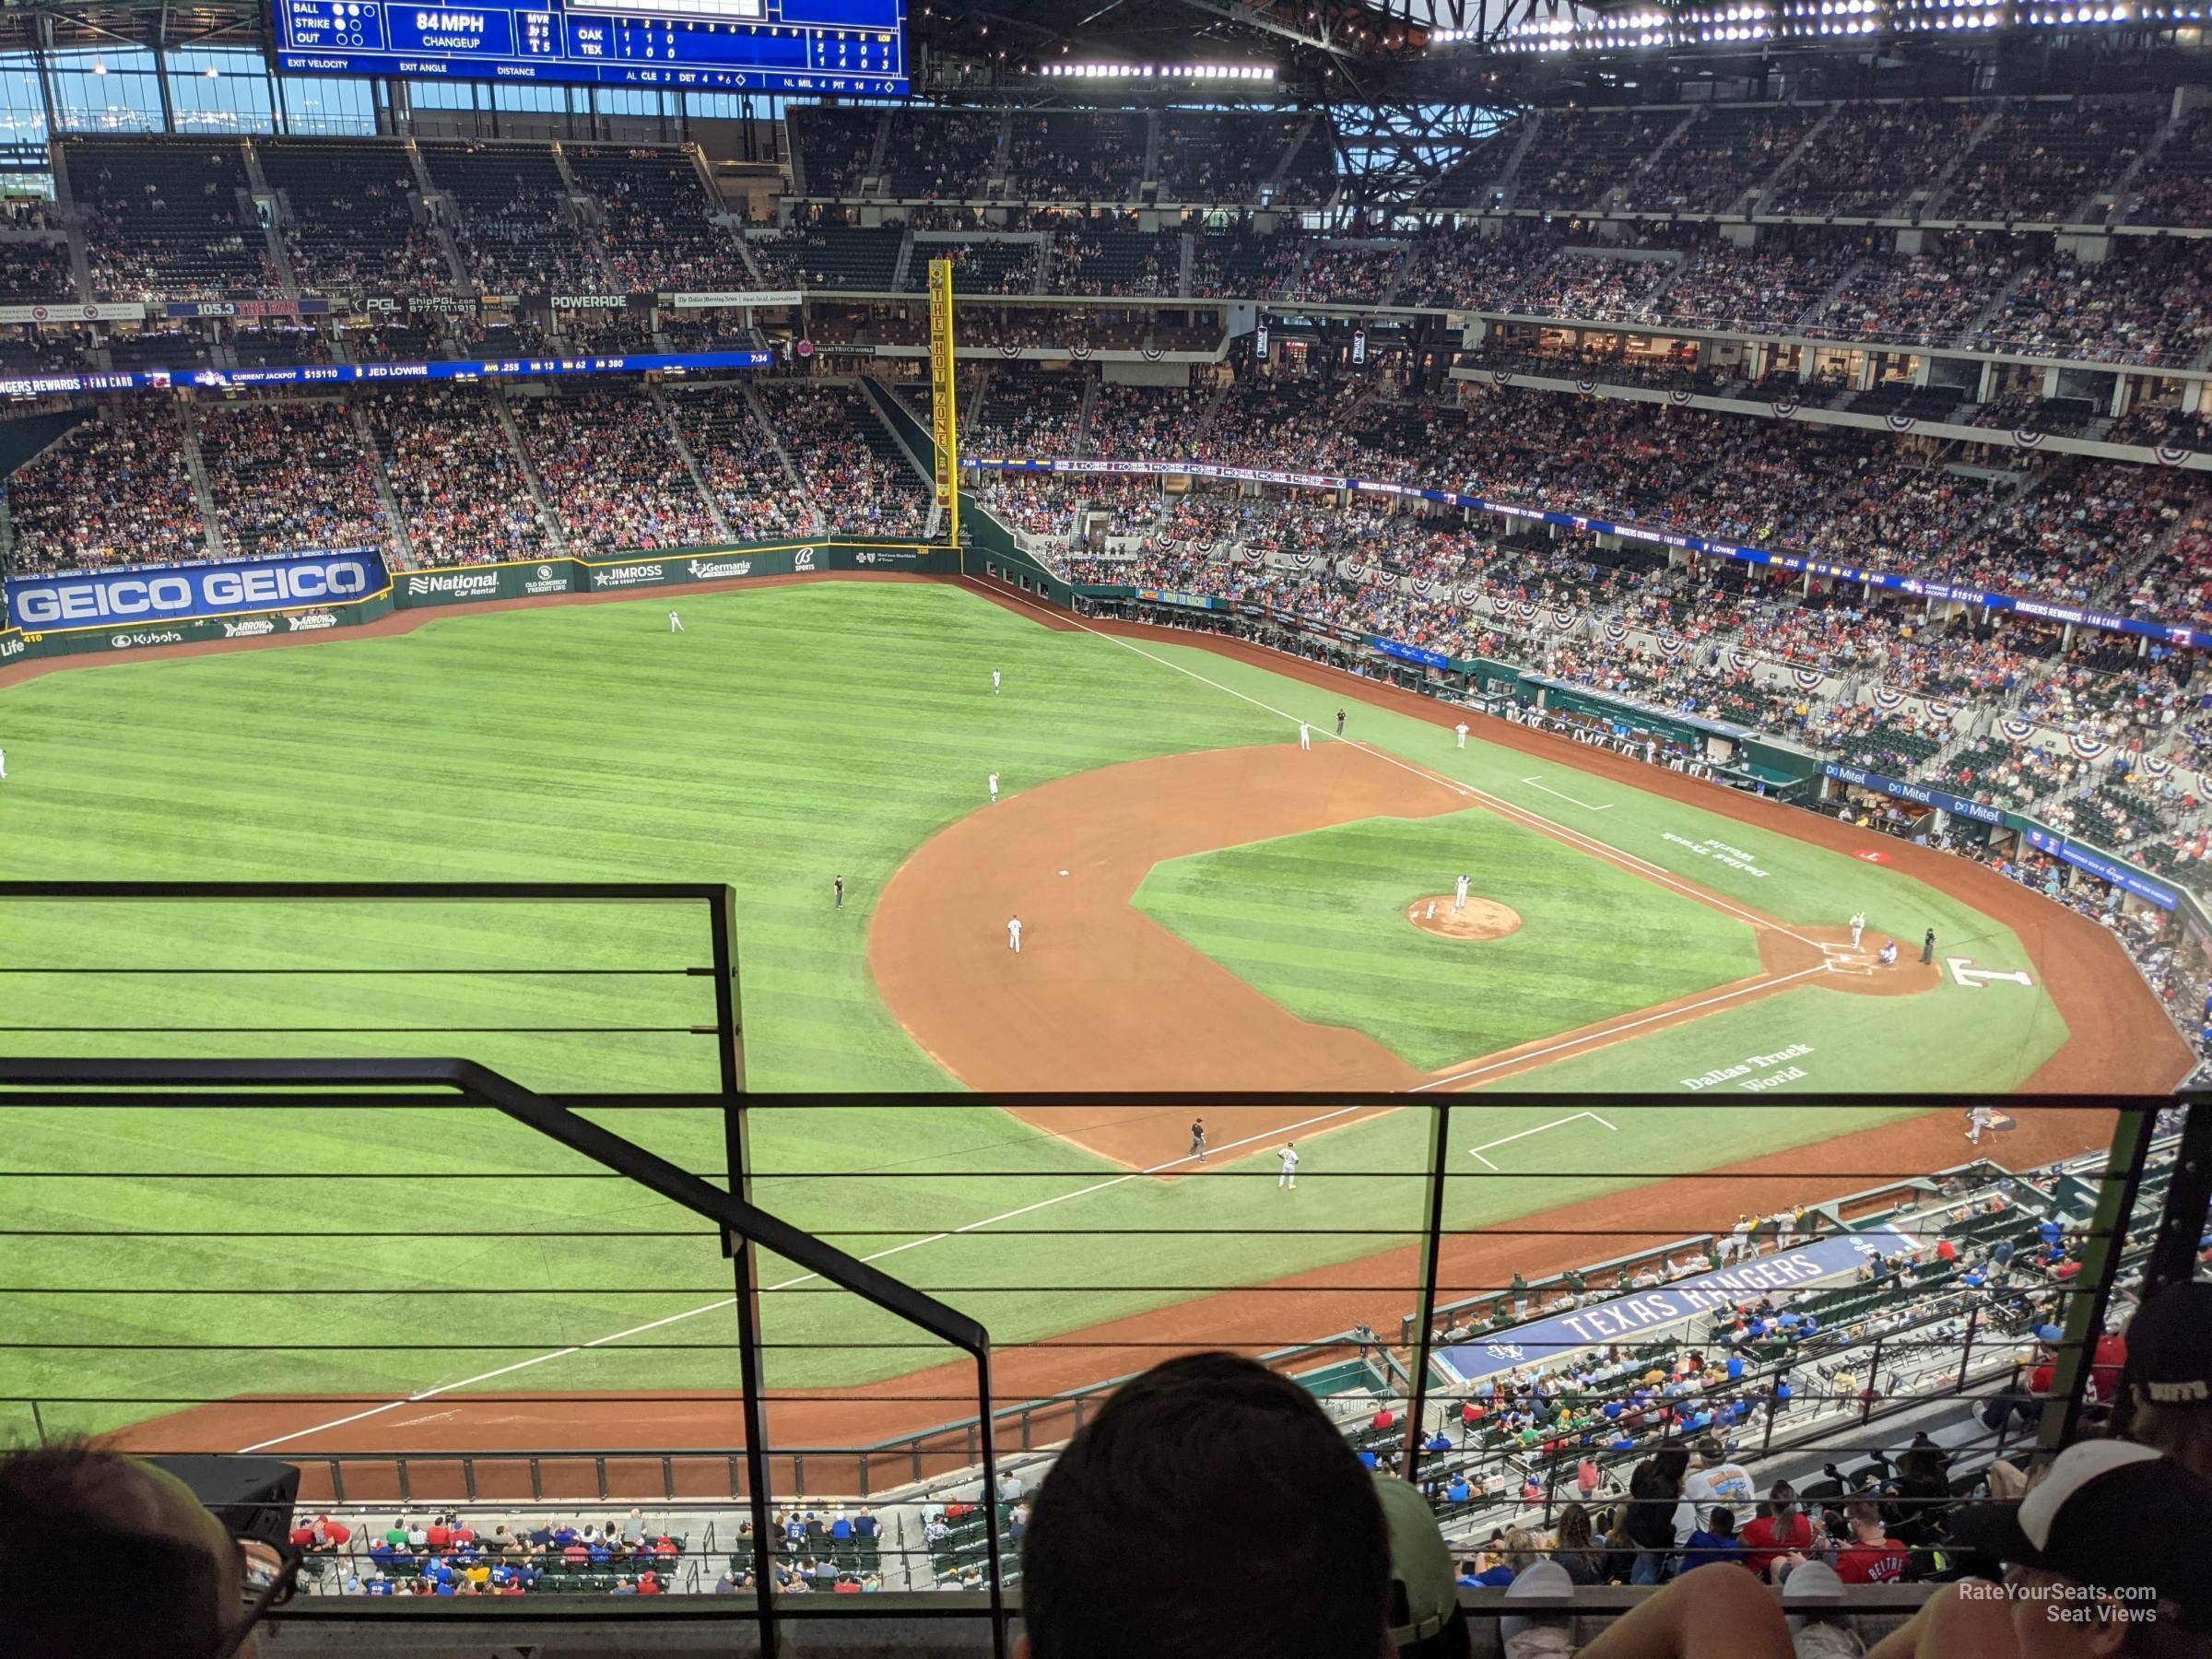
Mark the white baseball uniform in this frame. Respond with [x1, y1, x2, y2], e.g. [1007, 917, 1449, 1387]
[1455, 723, 1468, 748]
[0, 747, 7, 781]
[988, 771, 999, 804]
[993, 670, 1001, 693]
[1849, 912, 1865, 948]
[1966, 1106, 1996, 1145]
[1299, 723, 1312, 750]
[1454, 875, 1470, 912]
[1277, 1146, 1300, 1189]
[668, 611, 684, 632]
[1006, 917, 1022, 953]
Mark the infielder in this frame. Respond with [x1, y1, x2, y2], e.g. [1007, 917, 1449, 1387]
[1965, 1105, 1998, 1146]
[1188, 1117, 1207, 1164]
[1006, 914, 1023, 953]
[668, 610, 684, 633]
[1455, 722, 1468, 749]
[1453, 874, 1470, 912]
[1922, 928, 1936, 966]
[1849, 911, 1867, 948]
[1299, 722, 1312, 751]
[993, 669, 1002, 694]
[1335, 709, 1347, 736]
[1277, 1142, 1300, 1190]
[988, 771, 1000, 805]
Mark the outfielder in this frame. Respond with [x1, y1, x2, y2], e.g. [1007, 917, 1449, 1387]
[1006, 914, 1023, 953]
[0, 746, 7, 782]
[833, 874, 844, 912]
[1335, 709, 1347, 736]
[993, 669, 1002, 694]
[1188, 1117, 1207, 1164]
[988, 771, 1000, 805]
[1299, 722, 1312, 751]
[1454, 874, 1470, 912]
[668, 610, 684, 633]
[1455, 722, 1468, 749]
[1848, 911, 1866, 948]
[1277, 1142, 1300, 1190]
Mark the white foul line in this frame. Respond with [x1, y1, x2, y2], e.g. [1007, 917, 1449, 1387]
[1521, 775, 1613, 812]
[1409, 962, 1832, 1095]
[1466, 1110, 1619, 1170]
[235, 1101, 1366, 1454]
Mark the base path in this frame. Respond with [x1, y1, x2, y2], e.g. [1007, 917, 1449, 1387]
[95, 581, 2194, 1497]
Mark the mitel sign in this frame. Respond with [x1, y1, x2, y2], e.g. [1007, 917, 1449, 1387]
[6, 550, 386, 629]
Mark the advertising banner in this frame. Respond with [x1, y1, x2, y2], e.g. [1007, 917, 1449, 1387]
[1435, 1228, 1916, 1384]
[661, 289, 804, 310]
[1822, 761, 2006, 827]
[6, 549, 389, 631]
[1374, 638, 1447, 669]
[2023, 828, 2182, 911]
[397, 561, 579, 606]
[0, 301, 142, 325]
[3, 588, 394, 661]
[163, 299, 331, 319]
[2, 350, 774, 399]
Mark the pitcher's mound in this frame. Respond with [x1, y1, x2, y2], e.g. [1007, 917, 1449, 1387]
[1406, 896, 1524, 941]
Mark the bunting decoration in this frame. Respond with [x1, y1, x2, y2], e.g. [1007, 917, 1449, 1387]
[2157, 446, 2192, 467]
[1659, 633, 1688, 658]
[1791, 667, 1826, 690]
[1577, 379, 1597, 394]
[1771, 400, 1798, 419]
[2000, 716, 2037, 743]
[2067, 734, 2111, 762]
[1886, 414, 1917, 433]
[1605, 619, 1628, 642]
[1070, 342, 1094, 360]
[1142, 346, 1166, 362]
[1729, 650, 1755, 674]
[2142, 755, 2173, 778]
[1873, 688, 1908, 712]
[1669, 389, 1693, 406]
[998, 342, 1023, 359]
[1491, 369, 1512, 386]
[1926, 700, 1955, 726]
[2014, 428, 2044, 449]
[1458, 583, 1486, 606]
[1552, 607, 1577, 630]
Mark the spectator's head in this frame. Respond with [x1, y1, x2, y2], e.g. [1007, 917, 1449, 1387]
[1371, 1475, 1468, 1659]
[1763, 1479, 1799, 1521]
[2124, 1281, 2212, 1481]
[1018, 1351, 1391, 1659]
[1844, 1500, 1887, 1543]
[0, 1442, 280, 1659]
[1694, 1435, 1726, 1467]
[1703, 1507, 1738, 1540]
[1950, 1441, 2212, 1655]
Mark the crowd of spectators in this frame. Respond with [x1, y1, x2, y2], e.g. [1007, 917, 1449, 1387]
[363, 386, 549, 568]
[4, 401, 207, 572]
[757, 382, 928, 536]
[510, 385, 720, 554]
[665, 384, 809, 544]
[194, 398, 386, 559]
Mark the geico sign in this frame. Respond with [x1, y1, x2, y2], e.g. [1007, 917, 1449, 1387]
[12, 560, 373, 625]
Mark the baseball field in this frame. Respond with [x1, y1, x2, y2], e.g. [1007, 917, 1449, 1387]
[0, 573, 2187, 1471]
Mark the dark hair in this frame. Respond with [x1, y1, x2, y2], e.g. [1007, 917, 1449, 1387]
[1763, 1480, 1797, 1519]
[1706, 1507, 1738, 1539]
[1020, 1352, 1390, 1659]
[0, 1443, 229, 1659]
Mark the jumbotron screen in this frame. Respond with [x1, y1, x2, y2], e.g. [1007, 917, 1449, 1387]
[275, 0, 908, 95]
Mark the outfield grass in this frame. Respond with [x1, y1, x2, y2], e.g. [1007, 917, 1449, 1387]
[0, 584, 2069, 1440]
[1133, 810, 1764, 1069]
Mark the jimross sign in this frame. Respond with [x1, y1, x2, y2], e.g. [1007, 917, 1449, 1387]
[6, 550, 388, 630]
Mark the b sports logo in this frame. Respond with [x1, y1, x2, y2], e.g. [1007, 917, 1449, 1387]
[794, 548, 817, 572]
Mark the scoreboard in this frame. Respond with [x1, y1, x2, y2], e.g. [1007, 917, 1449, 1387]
[275, 0, 908, 95]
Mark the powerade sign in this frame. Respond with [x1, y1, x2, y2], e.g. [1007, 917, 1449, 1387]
[1822, 761, 2006, 827]
[6, 550, 386, 630]
[2023, 828, 2181, 911]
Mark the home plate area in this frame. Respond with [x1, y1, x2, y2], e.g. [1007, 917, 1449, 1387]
[1405, 895, 1524, 941]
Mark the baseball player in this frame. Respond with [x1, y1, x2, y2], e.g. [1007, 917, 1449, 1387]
[1335, 709, 1347, 736]
[1848, 911, 1866, 949]
[1922, 928, 1936, 966]
[1299, 722, 1312, 751]
[1965, 1105, 1997, 1146]
[1877, 937, 1899, 968]
[1453, 874, 1471, 912]
[992, 669, 1002, 694]
[668, 610, 684, 633]
[833, 874, 844, 912]
[0, 746, 7, 782]
[1188, 1117, 1207, 1164]
[988, 771, 1000, 805]
[1277, 1142, 1300, 1190]
[1454, 722, 1468, 749]
[1006, 914, 1022, 953]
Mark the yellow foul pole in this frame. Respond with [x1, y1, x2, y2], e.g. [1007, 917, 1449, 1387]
[926, 257, 960, 560]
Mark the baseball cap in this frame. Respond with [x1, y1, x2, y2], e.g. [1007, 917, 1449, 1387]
[1499, 1558, 1574, 1646]
[1947, 1441, 2212, 1629]
[1371, 1476, 1465, 1654]
[2127, 1281, 2212, 1407]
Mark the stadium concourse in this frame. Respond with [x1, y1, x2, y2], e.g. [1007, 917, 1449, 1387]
[6, 36, 2212, 1650]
